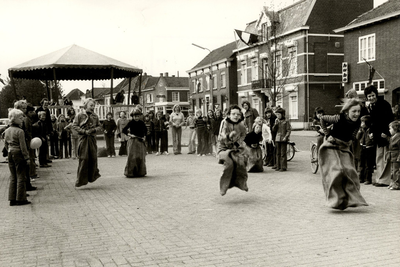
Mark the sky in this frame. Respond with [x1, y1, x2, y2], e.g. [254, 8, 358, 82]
[0, 0, 387, 95]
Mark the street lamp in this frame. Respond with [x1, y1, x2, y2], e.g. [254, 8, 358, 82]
[192, 43, 213, 111]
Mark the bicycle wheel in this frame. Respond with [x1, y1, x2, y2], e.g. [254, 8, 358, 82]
[287, 143, 295, 161]
[311, 144, 318, 174]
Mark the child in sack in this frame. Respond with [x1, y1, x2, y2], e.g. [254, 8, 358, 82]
[244, 122, 264, 172]
[218, 105, 248, 196]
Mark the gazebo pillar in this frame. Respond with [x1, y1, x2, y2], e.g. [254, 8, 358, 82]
[138, 73, 142, 106]
[110, 68, 114, 104]
[53, 69, 59, 105]
[128, 77, 132, 105]
[46, 80, 51, 100]
[91, 80, 94, 99]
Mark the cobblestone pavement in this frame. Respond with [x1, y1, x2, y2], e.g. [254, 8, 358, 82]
[1, 132, 400, 267]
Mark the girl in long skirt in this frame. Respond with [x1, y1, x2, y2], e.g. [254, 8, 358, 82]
[72, 98, 102, 187]
[319, 98, 368, 210]
[122, 109, 147, 177]
[217, 105, 248, 196]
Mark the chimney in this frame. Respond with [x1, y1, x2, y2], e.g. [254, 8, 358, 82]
[160, 73, 163, 77]
[164, 72, 168, 77]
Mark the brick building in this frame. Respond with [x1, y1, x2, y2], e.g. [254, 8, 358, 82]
[334, 0, 400, 106]
[113, 73, 190, 115]
[187, 42, 238, 115]
[234, 0, 373, 128]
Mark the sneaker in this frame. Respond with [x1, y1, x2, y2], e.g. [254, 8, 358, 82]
[112, 155, 115, 158]
[197, 154, 201, 156]
[202, 154, 206, 157]
[108, 155, 111, 158]
[156, 152, 160, 156]
[164, 152, 169, 155]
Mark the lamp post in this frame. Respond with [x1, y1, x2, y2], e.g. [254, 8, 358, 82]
[192, 43, 213, 112]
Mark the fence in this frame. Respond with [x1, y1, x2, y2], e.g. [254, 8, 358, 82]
[47, 104, 140, 121]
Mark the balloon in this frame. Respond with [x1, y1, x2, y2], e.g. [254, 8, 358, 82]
[30, 137, 42, 149]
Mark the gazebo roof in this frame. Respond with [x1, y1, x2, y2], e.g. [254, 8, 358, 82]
[8, 44, 142, 81]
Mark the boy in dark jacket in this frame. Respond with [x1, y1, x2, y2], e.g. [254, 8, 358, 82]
[356, 115, 374, 185]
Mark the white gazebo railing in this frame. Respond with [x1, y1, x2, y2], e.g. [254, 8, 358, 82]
[48, 104, 140, 121]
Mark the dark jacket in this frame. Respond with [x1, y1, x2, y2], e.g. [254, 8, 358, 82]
[102, 119, 117, 137]
[368, 98, 394, 147]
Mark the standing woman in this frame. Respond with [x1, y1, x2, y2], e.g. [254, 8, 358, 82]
[116, 111, 129, 156]
[206, 110, 216, 156]
[163, 113, 170, 155]
[319, 98, 368, 210]
[194, 110, 208, 156]
[148, 110, 157, 153]
[72, 98, 102, 187]
[122, 109, 147, 177]
[242, 100, 259, 133]
[102, 112, 117, 158]
[212, 109, 223, 154]
[169, 104, 185, 155]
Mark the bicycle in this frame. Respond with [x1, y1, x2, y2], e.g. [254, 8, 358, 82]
[261, 140, 296, 164]
[310, 140, 318, 174]
[287, 141, 296, 161]
[309, 124, 328, 174]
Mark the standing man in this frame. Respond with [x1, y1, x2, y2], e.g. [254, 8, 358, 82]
[14, 100, 37, 191]
[364, 85, 394, 186]
[35, 98, 52, 164]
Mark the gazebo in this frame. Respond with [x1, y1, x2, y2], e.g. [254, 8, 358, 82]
[8, 44, 143, 106]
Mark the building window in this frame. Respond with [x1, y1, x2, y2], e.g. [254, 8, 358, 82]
[288, 47, 297, 76]
[157, 107, 164, 113]
[359, 34, 375, 62]
[221, 72, 226, 88]
[172, 92, 180, 102]
[252, 98, 260, 111]
[206, 75, 210, 91]
[198, 78, 203, 92]
[251, 60, 258, 81]
[212, 74, 217, 89]
[274, 53, 282, 78]
[192, 79, 197, 93]
[261, 22, 268, 42]
[240, 62, 247, 85]
[146, 93, 153, 103]
[353, 79, 385, 93]
[289, 93, 298, 119]
[276, 93, 283, 108]
[263, 59, 269, 80]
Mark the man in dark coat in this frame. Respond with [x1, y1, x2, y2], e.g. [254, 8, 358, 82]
[364, 85, 394, 186]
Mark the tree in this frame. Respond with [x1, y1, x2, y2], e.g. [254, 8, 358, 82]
[0, 79, 47, 117]
[261, 7, 300, 108]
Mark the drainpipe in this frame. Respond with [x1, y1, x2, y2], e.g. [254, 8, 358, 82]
[306, 31, 310, 129]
